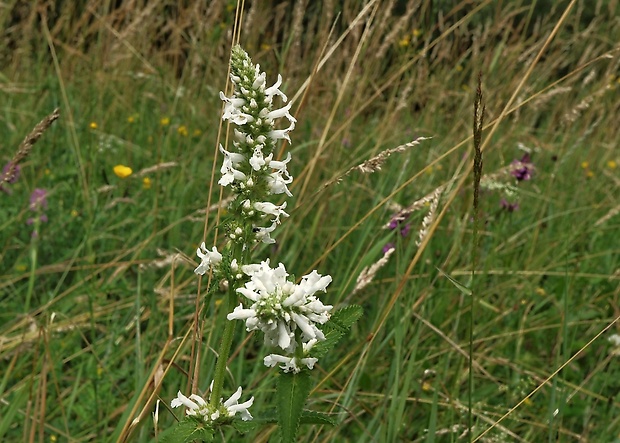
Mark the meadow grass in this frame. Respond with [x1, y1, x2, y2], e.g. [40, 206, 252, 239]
[1, 1, 619, 441]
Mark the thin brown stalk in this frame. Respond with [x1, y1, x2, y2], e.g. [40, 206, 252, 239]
[1, 108, 60, 186]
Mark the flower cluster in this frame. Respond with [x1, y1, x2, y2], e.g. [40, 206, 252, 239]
[501, 152, 535, 211]
[217, 46, 296, 245]
[383, 214, 411, 253]
[228, 260, 333, 372]
[172, 385, 254, 423]
[26, 188, 48, 235]
[510, 153, 534, 182]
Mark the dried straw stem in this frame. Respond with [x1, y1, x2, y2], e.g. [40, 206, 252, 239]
[1, 108, 60, 186]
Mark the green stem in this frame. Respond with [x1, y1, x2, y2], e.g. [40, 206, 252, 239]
[24, 224, 39, 313]
[210, 285, 237, 405]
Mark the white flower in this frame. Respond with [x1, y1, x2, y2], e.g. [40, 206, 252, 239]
[253, 222, 277, 244]
[609, 334, 620, 347]
[265, 153, 293, 196]
[195, 243, 223, 275]
[222, 386, 254, 421]
[171, 386, 254, 423]
[249, 145, 266, 170]
[264, 339, 320, 373]
[219, 145, 247, 187]
[265, 74, 288, 102]
[227, 261, 332, 353]
[253, 201, 289, 223]
[269, 117, 296, 143]
[220, 92, 254, 125]
[264, 354, 318, 373]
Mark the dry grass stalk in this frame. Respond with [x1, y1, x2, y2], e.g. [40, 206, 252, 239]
[354, 136, 431, 174]
[322, 136, 431, 189]
[385, 183, 447, 229]
[136, 162, 178, 176]
[595, 204, 620, 227]
[1, 108, 60, 187]
[416, 186, 442, 247]
[351, 247, 395, 295]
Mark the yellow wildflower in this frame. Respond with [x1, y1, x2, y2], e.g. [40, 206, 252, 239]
[142, 177, 152, 190]
[160, 117, 170, 126]
[89, 122, 98, 130]
[127, 115, 136, 123]
[607, 160, 617, 169]
[398, 36, 410, 47]
[586, 170, 594, 178]
[71, 209, 79, 217]
[113, 165, 133, 179]
[581, 161, 589, 169]
[177, 125, 188, 136]
[412, 28, 422, 38]
[193, 129, 202, 137]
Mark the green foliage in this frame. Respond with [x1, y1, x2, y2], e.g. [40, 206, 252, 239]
[160, 418, 215, 443]
[313, 306, 363, 359]
[276, 371, 312, 443]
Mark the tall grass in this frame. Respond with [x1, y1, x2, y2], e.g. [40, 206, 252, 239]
[1, 0, 619, 441]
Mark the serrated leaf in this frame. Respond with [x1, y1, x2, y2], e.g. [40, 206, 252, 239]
[436, 267, 472, 296]
[159, 418, 214, 443]
[300, 410, 337, 426]
[327, 305, 363, 332]
[232, 419, 258, 434]
[277, 371, 312, 443]
[311, 328, 343, 359]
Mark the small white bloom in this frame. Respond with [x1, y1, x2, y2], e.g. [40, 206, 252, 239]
[253, 222, 277, 244]
[254, 201, 289, 223]
[609, 334, 620, 347]
[171, 391, 208, 418]
[265, 74, 288, 102]
[220, 92, 254, 125]
[195, 243, 223, 275]
[249, 145, 266, 170]
[264, 354, 318, 373]
[223, 386, 254, 421]
[269, 117, 296, 143]
[266, 171, 293, 197]
[219, 145, 247, 186]
[171, 385, 254, 423]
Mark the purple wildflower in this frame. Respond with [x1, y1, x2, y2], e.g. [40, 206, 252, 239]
[29, 188, 48, 211]
[500, 199, 519, 212]
[400, 223, 411, 237]
[510, 154, 533, 182]
[382, 242, 395, 254]
[26, 188, 48, 234]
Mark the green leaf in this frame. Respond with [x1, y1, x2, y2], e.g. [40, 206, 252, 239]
[231, 419, 258, 434]
[300, 410, 337, 426]
[327, 305, 364, 331]
[311, 328, 344, 358]
[159, 417, 215, 443]
[312, 305, 363, 358]
[277, 371, 312, 443]
[436, 267, 472, 296]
